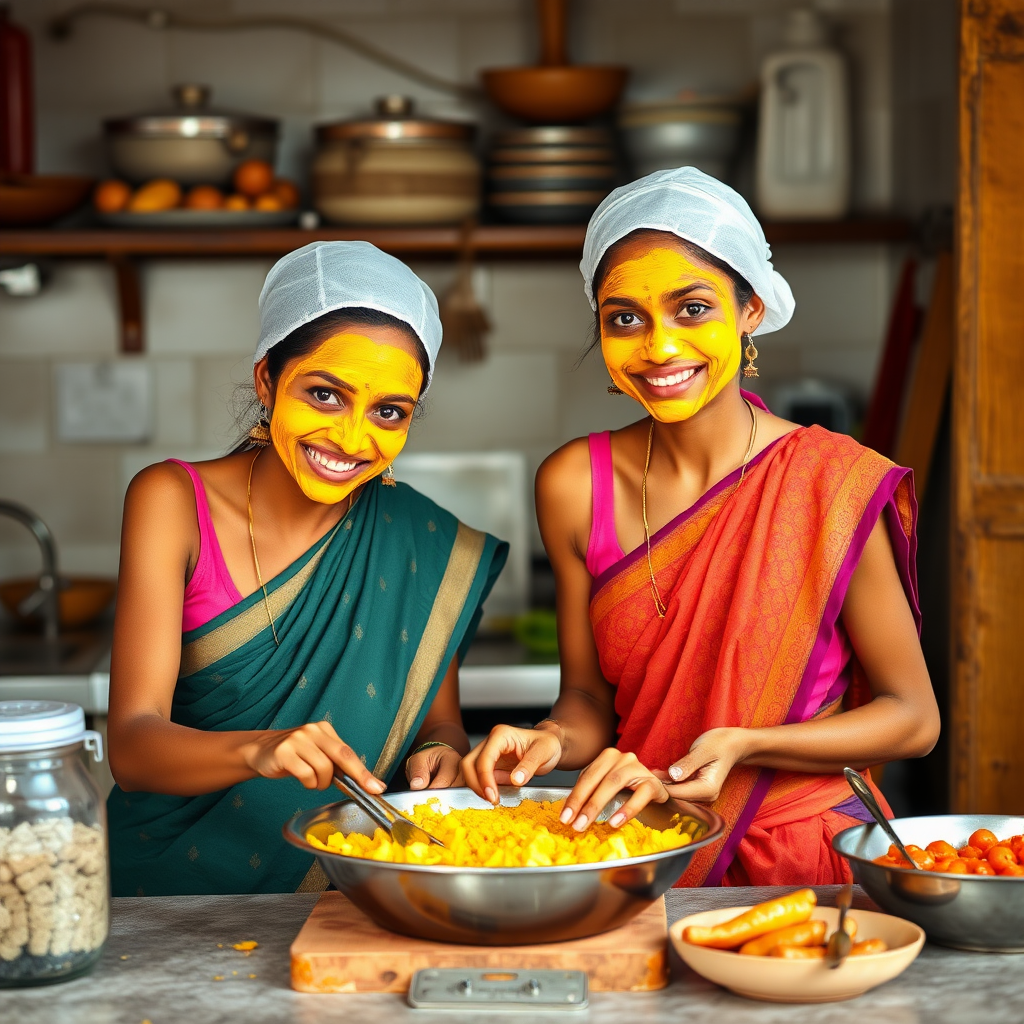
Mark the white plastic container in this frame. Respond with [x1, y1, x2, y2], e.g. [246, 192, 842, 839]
[756, 9, 851, 220]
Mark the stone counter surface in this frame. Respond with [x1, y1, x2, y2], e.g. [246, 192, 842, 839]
[5, 885, 1024, 1023]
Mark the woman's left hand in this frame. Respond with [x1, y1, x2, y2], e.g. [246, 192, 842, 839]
[406, 744, 462, 791]
[661, 727, 750, 804]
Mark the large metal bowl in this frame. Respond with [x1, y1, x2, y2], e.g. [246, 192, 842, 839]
[284, 786, 723, 946]
[833, 814, 1024, 952]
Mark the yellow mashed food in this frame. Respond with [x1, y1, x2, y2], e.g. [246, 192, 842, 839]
[306, 798, 698, 867]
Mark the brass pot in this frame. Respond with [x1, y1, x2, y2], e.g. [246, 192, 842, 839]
[104, 84, 278, 186]
[312, 96, 480, 226]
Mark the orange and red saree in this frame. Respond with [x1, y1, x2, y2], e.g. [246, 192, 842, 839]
[590, 422, 919, 887]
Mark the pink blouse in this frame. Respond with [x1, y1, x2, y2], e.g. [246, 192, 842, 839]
[168, 459, 244, 633]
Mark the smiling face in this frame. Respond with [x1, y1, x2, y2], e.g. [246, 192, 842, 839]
[597, 232, 763, 422]
[258, 325, 424, 504]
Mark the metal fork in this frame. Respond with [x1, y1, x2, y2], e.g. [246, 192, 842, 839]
[333, 772, 446, 848]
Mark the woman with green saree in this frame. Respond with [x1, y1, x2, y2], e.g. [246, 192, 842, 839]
[106, 241, 507, 896]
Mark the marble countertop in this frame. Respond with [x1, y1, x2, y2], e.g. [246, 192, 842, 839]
[6, 884, 1024, 1023]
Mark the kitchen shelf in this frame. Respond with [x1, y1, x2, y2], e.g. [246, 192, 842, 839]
[0, 217, 913, 257]
[0, 218, 913, 351]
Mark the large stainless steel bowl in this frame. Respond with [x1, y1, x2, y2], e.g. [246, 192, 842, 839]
[284, 785, 723, 946]
[833, 814, 1024, 952]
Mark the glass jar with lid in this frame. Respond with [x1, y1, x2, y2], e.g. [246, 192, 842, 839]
[0, 701, 108, 986]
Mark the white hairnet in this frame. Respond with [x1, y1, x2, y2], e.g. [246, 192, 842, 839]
[580, 167, 795, 335]
[255, 240, 442, 388]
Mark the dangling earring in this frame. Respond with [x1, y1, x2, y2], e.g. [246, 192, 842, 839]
[381, 464, 397, 487]
[248, 404, 271, 447]
[742, 334, 759, 378]
[607, 379, 625, 395]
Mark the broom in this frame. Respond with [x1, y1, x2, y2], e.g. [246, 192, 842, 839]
[439, 219, 491, 362]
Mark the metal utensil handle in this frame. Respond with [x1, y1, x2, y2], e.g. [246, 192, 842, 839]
[333, 773, 396, 833]
[842, 767, 918, 870]
[827, 882, 853, 969]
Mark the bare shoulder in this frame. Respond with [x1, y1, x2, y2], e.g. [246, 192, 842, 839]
[537, 436, 591, 497]
[535, 437, 594, 557]
[124, 460, 195, 516]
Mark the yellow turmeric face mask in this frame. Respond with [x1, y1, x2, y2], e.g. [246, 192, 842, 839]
[270, 331, 423, 504]
[598, 244, 743, 422]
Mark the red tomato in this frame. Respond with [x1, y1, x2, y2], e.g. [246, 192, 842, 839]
[932, 857, 954, 873]
[1009, 835, 1024, 858]
[926, 840, 958, 860]
[945, 859, 969, 874]
[969, 828, 998, 853]
[958, 845, 982, 860]
[998, 864, 1024, 877]
[969, 860, 996, 876]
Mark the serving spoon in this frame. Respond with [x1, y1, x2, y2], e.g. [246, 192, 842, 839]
[843, 767, 918, 870]
[333, 772, 446, 848]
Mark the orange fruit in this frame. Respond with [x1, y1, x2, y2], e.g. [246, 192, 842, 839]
[233, 159, 274, 197]
[127, 179, 182, 213]
[253, 193, 283, 212]
[223, 193, 250, 211]
[93, 179, 132, 213]
[184, 184, 224, 210]
[271, 178, 300, 209]
[969, 828, 998, 853]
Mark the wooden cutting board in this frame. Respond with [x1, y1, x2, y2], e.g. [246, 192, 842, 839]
[290, 892, 668, 993]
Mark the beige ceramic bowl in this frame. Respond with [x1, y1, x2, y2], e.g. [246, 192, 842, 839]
[670, 905, 924, 1003]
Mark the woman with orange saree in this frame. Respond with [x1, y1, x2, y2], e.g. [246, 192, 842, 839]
[463, 168, 940, 886]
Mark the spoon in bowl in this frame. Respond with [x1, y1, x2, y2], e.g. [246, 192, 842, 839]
[333, 772, 446, 848]
[843, 767, 918, 870]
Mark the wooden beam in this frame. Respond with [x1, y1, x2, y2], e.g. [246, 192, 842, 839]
[953, 0, 1024, 812]
[0, 218, 914, 260]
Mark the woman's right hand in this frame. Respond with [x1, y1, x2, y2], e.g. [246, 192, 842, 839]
[243, 721, 386, 793]
[461, 725, 563, 804]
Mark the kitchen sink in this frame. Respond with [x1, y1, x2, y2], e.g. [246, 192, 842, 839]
[0, 624, 112, 676]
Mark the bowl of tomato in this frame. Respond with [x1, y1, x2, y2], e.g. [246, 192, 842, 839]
[833, 814, 1024, 952]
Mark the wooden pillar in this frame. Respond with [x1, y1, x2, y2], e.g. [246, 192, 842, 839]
[954, 0, 1024, 811]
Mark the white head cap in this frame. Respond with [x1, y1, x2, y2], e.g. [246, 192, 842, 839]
[255, 241, 442, 388]
[580, 167, 795, 335]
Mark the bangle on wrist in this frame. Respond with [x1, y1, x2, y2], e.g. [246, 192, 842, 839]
[410, 740, 455, 757]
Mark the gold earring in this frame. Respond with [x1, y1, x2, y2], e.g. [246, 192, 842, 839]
[742, 334, 759, 378]
[607, 380, 625, 395]
[248, 414, 271, 447]
[381, 464, 397, 487]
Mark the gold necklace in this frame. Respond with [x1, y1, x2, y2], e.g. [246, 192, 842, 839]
[246, 449, 353, 647]
[642, 398, 758, 619]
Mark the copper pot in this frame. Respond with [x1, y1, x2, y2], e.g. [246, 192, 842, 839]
[312, 96, 480, 226]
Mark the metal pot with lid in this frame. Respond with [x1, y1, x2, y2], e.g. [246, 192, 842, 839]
[104, 84, 279, 186]
[312, 96, 480, 226]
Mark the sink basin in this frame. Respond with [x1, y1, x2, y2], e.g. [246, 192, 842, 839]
[0, 622, 113, 677]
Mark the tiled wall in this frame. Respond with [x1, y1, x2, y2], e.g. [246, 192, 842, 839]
[1, 0, 907, 572]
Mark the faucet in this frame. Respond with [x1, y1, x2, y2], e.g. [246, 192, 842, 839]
[0, 500, 60, 641]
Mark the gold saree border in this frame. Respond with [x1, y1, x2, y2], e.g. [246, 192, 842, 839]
[297, 520, 487, 893]
[178, 535, 333, 679]
[374, 521, 486, 779]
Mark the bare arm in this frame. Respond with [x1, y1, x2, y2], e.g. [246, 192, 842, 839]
[107, 463, 384, 796]
[462, 441, 666, 817]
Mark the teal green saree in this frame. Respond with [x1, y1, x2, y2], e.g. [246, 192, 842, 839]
[107, 480, 507, 896]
